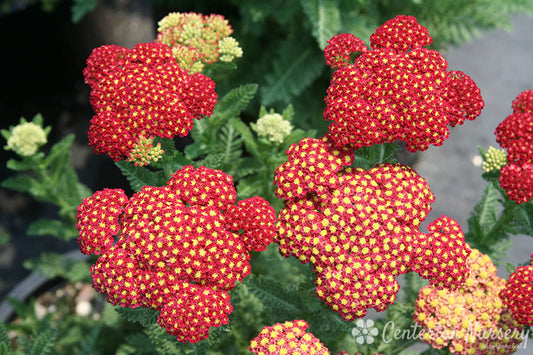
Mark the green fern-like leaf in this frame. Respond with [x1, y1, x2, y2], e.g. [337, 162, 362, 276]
[508, 202, 533, 237]
[144, 323, 181, 355]
[300, 0, 342, 49]
[115, 306, 160, 328]
[243, 274, 305, 322]
[260, 38, 325, 105]
[27, 318, 58, 355]
[219, 122, 243, 165]
[213, 84, 259, 123]
[115, 161, 166, 192]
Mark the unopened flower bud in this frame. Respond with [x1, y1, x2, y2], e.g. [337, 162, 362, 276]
[6, 121, 47, 156]
[482, 146, 507, 172]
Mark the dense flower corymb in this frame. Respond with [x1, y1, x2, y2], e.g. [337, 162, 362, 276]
[499, 257, 533, 326]
[323, 15, 484, 152]
[249, 320, 330, 355]
[156, 12, 242, 73]
[414, 249, 525, 354]
[275, 138, 471, 320]
[83, 42, 217, 162]
[495, 90, 533, 203]
[76, 166, 276, 342]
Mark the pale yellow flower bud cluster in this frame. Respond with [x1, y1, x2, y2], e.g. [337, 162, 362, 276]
[482, 146, 507, 172]
[255, 113, 293, 144]
[6, 121, 47, 157]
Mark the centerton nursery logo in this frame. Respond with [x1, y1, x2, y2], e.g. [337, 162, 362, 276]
[351, 320, 530, 349]
[351, 319, 379, 345]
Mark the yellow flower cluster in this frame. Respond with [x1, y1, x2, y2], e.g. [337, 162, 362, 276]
[126, 135, 164, 167]
[414, 249, 524, 354]
[249, 320, 330, 355]
[156, 12, 243, 74]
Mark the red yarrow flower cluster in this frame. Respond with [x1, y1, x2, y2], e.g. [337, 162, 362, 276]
[76, 165, 276, 343]
[274, 137, 471, 320]
[414, 249, 525, 354]
[499, 256, 533, 326]
[249, 320, 330, 355]
[83, 42, 217, 162]
[495, 90, 533, 203]
[324, 33, 367, 69]
[323, 15, 484, 152]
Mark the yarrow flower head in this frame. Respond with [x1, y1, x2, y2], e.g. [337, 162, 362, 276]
[76, 166, 276, 342]
[414, 249, 525, 354]
[495, 90, 533, 203]
[482, 146, 507, 173]
[156, 12, 242, 74]
[249, 320, 330, 355]
[499, 256, 533, 326]
[3, 115, 50, 157]
[274, 137, 471, 320]
[254, 113, 293, 144]
[323, 15, 484, 152]
[83, 42, 217, 162]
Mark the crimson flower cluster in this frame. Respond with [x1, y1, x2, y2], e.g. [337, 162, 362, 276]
[323, 15, 484, 152]
[83, 42, 217, 161]
[499, 255, 533, 326]
[76, 166, 276, 342]
[274, 136, 471, 320]
[495, 90, 533, 203]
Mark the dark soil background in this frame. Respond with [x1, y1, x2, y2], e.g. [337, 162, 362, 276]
[0, 0, 157, 301]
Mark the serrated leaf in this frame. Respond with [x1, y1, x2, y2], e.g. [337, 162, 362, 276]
[243, 274, 304, 321]
[0, 323, 8, 348]
[467, 181, 501, 238]
[301, 0, 342, 49]
[282, 104, 295, 122]
[229, 117, 261, 160]
[352, 142, 399, 169]
[115, 306, 160, 328]
[509, 203, 533, 236]
[115, 161, 166, 192]
[505, 262, 517, 274]
[260, 39, 324, 105]
[212, 84, 258, 124]
[28, 319, 57, 355]
[6, 155, 44, 171]
[197, 152, 225, 169]
[27, 219, 78, 241]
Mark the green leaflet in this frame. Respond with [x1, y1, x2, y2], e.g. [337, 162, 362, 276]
[27, 219, 78, 241]
[23, 252, 91, 283]
[115, 307, 160, 328]
[115, 161, 166, 192]
[300, 0, 342, 49]
[260, 38, 324, 105]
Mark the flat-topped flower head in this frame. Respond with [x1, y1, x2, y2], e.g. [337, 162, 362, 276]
[495, 90, 533, 172]
[156, 12, 242, 73]
[83, 42, 217, 162]
[324, 15, 483, 152]
[76, 166, 276, 342]
[275, 146, 471, 320]
[249, 320, 330, 355]
[414, 249, 525, 354]
[499, 260, 533, 326]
